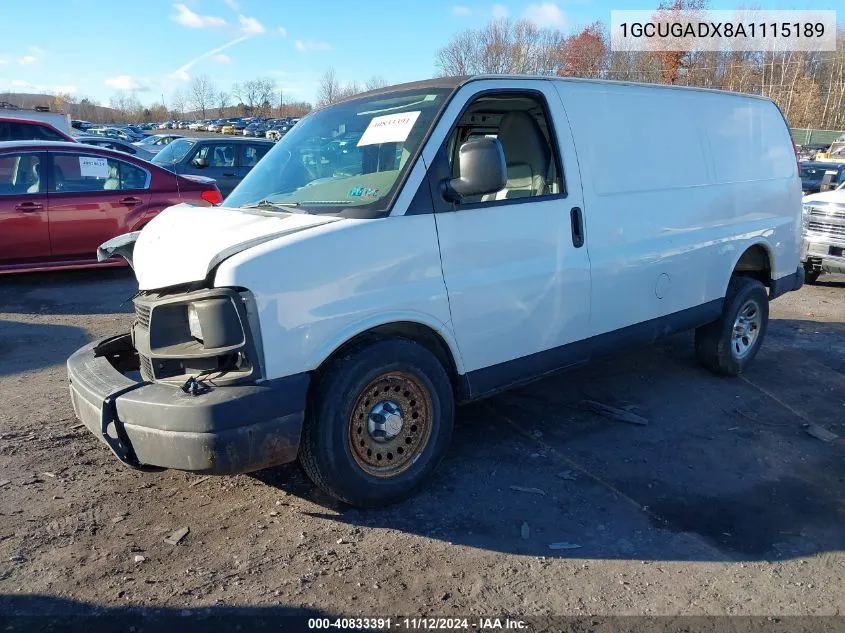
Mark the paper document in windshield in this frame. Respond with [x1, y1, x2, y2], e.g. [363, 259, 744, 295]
[357, 111, 421, 147]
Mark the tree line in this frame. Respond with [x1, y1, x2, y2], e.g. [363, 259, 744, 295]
[34, 75, 313, 125]
[170, 75, 312, 121]
[435, 1, 845, 131]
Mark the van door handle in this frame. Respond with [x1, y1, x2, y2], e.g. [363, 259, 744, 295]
[15, 202, 43, 212]
[223, 172, 237, 177]
[570, 207, 585, 248]
[119, 197, 142, 206]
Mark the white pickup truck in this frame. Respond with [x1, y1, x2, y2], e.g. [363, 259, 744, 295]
[802, 182, 845, 282]
[68, 75, 804, 506]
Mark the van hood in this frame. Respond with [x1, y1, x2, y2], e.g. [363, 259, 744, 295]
[126, 204, 341, 290]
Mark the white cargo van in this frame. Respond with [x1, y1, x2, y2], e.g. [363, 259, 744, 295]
[0, 105, 73, 138]
[68, 76, 804, 506]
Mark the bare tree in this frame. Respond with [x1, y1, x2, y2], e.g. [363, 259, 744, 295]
[109, 91, 143, 123]
[232, 79, 262, 113]
[316, 68, 363, 107]
[316, 68, 341, 107]
[190, 75, 216, 118]
[216, 90, 230, 117]
[436, 18, 566, 76]
[254, 77, 276, 117]
[280, 101, 313, 118]
[365, 76, 388, 91]
[171, 88, 188, 117]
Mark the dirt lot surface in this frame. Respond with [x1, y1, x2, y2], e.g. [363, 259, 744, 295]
[1, 269, 844, 626]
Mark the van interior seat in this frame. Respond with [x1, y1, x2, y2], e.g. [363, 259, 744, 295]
[482, 111, 550, 201]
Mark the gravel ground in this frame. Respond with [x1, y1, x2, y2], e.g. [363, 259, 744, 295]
[1, 268, 844, 627]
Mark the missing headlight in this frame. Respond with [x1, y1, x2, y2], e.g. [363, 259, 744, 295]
[187, 304, 203, 342]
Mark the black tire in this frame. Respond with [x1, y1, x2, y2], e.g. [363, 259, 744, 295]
[300, 338, 454, 507]
[805, 270, 822, 285]
[695, 276, 769, 376]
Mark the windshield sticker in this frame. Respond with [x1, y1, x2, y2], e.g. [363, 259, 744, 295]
[357, 111, 421, 147]
[79, 156, 109, 179]
[348, 186, 380, 199]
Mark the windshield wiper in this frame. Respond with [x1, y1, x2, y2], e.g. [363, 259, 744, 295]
[240, 200, 303, 212]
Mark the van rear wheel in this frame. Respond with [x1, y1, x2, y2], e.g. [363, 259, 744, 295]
[300, 338, 454, 507]
[695, 276, 769, 376]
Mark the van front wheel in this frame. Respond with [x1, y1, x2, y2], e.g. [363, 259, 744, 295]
[300, 339, 454, 507]
[695, 276, 769, 376]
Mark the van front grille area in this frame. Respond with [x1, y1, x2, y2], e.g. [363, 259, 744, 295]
[134, 303, 151, 329]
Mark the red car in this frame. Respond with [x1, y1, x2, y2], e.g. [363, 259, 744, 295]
[0, 140, 222, 274]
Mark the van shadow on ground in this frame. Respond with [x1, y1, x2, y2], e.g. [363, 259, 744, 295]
[0, 268, 137, 316]
[0, 320, 90, 377]
[254, 319, 845, 564]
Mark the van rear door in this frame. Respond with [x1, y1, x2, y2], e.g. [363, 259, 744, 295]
[426, 79, 591, 395]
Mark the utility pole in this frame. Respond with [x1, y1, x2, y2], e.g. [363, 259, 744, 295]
[278, 88, 283, 117]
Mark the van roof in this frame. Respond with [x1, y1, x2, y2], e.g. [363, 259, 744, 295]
[352, 74, 773, 103]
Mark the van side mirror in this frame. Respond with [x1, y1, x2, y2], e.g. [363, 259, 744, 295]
[193, 157, 208, 168]
[441, 138, 506, 203]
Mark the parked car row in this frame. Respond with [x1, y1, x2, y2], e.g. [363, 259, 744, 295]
[0, 140, 222, 274]
[154, 116, 300, 141]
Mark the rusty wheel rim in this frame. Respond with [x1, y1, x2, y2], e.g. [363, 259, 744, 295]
[348, 371, 433, 478]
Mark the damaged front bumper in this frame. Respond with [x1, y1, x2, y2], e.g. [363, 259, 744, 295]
[67, 333, 309, 474]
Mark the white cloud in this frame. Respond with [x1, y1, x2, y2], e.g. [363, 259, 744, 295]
[17, 55, 38, 65]
[492, 3, 508, 19]
[170, 3, 227, 29]
[213, 54, 232, 63]
[295, 39, 332, 53]
[522, 2, 567, 28]
[9, 80, 77, 94]
[0, 59, 9, 66]
[224, 0, 240, 10]
[277, 26, 288, 37]
[452, 5, 470, 15]
[238, 14, 265, 35]
[105, 75, 147, 91]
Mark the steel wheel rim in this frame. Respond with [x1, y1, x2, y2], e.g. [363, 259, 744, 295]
[348, 371, 433, 478]
[731, 299, 762, 360]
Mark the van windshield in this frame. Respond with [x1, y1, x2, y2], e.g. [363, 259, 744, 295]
[225, 88, 451, 217]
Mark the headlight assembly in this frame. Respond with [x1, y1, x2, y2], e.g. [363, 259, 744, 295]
[187, 298, 244, 349]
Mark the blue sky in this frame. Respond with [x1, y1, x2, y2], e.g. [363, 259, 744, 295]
[0, 0, 834, 107]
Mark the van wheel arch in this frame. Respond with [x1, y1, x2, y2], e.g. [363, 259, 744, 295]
[312, 322, 461, 399]
[732, 243, 773, 288]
